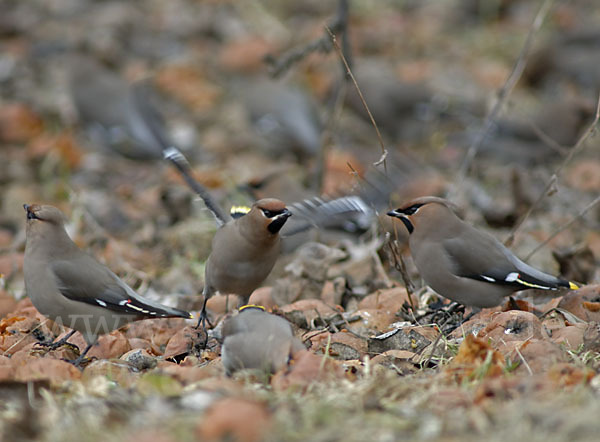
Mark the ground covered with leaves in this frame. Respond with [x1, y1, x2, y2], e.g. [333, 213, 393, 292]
[1, 0, 600, 441]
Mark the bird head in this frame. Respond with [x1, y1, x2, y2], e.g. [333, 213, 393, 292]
[23, 204, 67, 226]
[387, 196, 458, 235]
[23, 204, 71, 253]
[251, 198, 292, 234]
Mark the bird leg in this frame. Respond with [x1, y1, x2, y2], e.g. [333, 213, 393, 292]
[196, 297, 213, 349]
[36, 329, 78, 351]
[65, 340, 96, 368]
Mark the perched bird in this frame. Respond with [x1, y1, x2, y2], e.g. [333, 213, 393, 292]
[69, 55, 172, 161]
[524, 28, 600, 92]
[23, 204, 193, 366]
[190, 173, 373, 332]
[221, 305, 304, 376]
[343, 61, 435, 141]
[160, 155, 373, 334]
[238, 77, 322, 161]
[455, 96, 594, 164]
[70, 55, 229, 224]
[200, 198, 292, 328]
[387, 196, 579, 308]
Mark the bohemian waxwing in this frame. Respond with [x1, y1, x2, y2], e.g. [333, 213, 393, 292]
[196, 192, 373, 332]
[238, 77, 322, 161]
[69, 56, 225, 221]
[221, 305, 304, 376]
[69, 55, 172, 161]
[23, 204, 192, 366]
[387, 196, 579, 308]
[199, 198, 292, 329]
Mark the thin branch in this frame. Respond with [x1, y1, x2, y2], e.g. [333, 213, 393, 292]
[525, 195, 600, 260]
[325, 26, 388, 173]
[504, 93, 600, 247]
[527, 118, 569, 155]
[264, 0, 350, 78]
[449, 0, 554, 199]
[385, 233, 416, 312]
[1, 319, 50, 357]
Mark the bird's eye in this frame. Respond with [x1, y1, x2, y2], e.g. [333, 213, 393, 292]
[403, 204, 423, 215]
[261, 209, 277, 218]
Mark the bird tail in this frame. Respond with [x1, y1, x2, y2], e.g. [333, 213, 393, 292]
[119, 294, 194, 320]
[163, 147, 229, 227]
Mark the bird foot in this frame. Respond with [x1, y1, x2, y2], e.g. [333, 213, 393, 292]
[62, 355, 94, 369]
[194, 312, 212, 349]
[36, 340, 79, 353]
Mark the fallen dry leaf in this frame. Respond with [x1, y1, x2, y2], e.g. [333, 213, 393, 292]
[271, 350, 343, 391]
[155, 64, 221, 112]
[197, 397, 272, 442]
[479, 310, 545, 343]
[0, 103, 44, 143]
[14, 358, 81, 385]
[445, 334, 505, 382]
[163, 326, 206, 361]
[557, 285, 600, 322]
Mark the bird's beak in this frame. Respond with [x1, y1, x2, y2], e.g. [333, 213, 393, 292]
[24, 204, 39, 220]
[266, 208, 292, 234]
[278, 208, 292, 220]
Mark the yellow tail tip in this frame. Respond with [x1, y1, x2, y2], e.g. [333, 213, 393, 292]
[188, 313, 195, 319]
[569, 282, 579, 290]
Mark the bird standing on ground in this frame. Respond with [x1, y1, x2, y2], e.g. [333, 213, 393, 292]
[221, 305, 304, 376]
[69, 55, 228, 222]
[387, 196, 579, 308]
[201, 198, 291, 319]
[23, 204, 192, 366]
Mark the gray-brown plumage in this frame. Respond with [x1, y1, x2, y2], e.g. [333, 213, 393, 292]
[200, 194, 374, 328]
[387, 197, 579, 308]
[221, 306, 304, 376]
[23, 204, 192, 365]
[69, 55, 171, 161]
[200, 199, 291, 326]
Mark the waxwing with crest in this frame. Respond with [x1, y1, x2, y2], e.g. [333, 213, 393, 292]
[23, 204, 192, 366]
[387, 196, 579, 308]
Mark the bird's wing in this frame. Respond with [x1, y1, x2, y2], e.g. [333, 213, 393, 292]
[442, 231, 570, 290]
[50, 257, 192, 318]
[283, 195, 375, 236]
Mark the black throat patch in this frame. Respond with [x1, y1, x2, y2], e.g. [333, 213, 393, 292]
[399, 216, 414, 234]
[267, 216, 288, 234]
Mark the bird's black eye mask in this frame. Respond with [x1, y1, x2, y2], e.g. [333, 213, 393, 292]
[399, 204, 424, 215]
[386, 204, 424, 234]
[261, 207, 292, 233]
[261, 208, 284, 218]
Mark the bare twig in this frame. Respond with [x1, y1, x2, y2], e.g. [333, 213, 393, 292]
[264, 0, 350, 77]
[525, 195, 600, 260]
[314, 76, 348, 193]
[1, 319, 50, 357]
[505, 93, 600, 247]
[510, 339, 534, 376]
[385, 233, 416, 312]
[527, 118, 569, 155]
[326, 26, 388, 173]
[449, 0, 554, 199]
